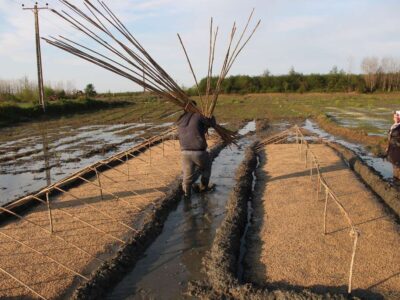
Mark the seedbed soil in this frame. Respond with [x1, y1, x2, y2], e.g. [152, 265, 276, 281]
[246, 143, 400, 299]
[0, 136, 219, 299]
[190, 141, 348, 300]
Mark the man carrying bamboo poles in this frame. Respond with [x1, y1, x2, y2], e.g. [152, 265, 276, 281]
[177, 101, 216, 199]
[386, 111, 400, 181]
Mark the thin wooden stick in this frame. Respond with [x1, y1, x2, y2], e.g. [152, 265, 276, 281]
[0, 266, 47, 300]
[45, 192, 54, 233]
[0, 206, 104, 263]
[177, 33, 204, 110]
[0, 231, 88, 280]
[31, 195, 126, 244]
[53, 186, 140, 233]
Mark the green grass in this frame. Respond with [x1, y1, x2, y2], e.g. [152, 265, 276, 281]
[2, 92, 400, 155]
[200, 92, 400, 154]
[0, 98, 130, 128]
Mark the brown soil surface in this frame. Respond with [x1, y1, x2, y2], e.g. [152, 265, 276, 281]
[247, 143, 400, 298]
[0, 137, 216, 299]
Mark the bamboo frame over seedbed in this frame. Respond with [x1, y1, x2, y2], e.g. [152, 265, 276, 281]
[259, 126, 361, 294]
[43, 0, 260, 144]
[1, 127, 176, 215]
[0, 127, 186, 298]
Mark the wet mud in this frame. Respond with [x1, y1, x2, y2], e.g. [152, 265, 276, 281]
[71, 142, 226, 299]
[0, 122, 174, 205]
[106, 136, 254, 299]
[326, 141, 400, 220]
[304, 119, 394, 180]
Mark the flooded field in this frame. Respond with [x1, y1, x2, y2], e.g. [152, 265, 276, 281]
[303, 119, 394, 180]
[0, 120, 174, 205]
[325, 107, 394, 136]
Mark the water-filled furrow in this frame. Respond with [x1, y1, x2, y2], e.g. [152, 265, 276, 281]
[303, 119, 394, 180]
[106, 123, 255, 300]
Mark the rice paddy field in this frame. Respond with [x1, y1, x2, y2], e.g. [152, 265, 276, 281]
[1, 92, 400, 299]
[1, 92, 400, 206]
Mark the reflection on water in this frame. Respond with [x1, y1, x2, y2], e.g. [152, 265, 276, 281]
[325, 107, 393, 136]
[303, 119, 394, 180]
[0, 122, 174, 205]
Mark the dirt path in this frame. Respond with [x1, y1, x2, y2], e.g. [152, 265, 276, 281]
[247, 143, 400, 299]
[0, 138, 208, 299]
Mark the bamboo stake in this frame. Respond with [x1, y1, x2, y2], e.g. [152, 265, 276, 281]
[95, 168, 104, 200]
[126, 153, 130, 181]
[324, 189, 329, 235]
[45, 192, 54, 233]
[348, 229, 360, 294]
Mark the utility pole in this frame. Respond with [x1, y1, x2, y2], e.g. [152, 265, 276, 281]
[22, 2, 48, 112]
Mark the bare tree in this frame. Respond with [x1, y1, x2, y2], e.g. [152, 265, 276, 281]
[361, 56, 379, 92]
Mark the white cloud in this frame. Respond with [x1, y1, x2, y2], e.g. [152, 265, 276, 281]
[1, 0, 400, 91]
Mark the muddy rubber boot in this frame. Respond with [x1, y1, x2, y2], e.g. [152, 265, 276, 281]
[192, 182, 216, 193]
[192, 183, 201, 193]
[183, 185, 192, 200]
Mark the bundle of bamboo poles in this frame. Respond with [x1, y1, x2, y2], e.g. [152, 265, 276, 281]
[44, 0, 260, 143]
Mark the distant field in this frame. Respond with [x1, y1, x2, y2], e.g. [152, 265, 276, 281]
[211, 92, 400, 128]
[2, 92, 400, 153]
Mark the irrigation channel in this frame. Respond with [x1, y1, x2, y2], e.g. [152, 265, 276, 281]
[303, 119, 394, 181]
[107, 123, 255, 299]
[0, 121, 173, 205]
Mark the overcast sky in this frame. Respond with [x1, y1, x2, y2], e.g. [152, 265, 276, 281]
[1, 0, 400, 92]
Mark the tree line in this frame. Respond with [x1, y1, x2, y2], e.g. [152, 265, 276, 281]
[0, 77, 98, 103]
[186, 57, 400, 95]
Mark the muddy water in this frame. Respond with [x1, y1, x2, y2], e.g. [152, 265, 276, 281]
[107, 127, 255, 299]
[303, 119, 394, 180]
[325, 107, 392, 136]
[0, 122, 173, 205]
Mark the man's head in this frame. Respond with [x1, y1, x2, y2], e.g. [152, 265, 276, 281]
[394, 111, 400, 124]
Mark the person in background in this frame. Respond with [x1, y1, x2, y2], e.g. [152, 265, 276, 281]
[177, 101, 216, 199]
[386, 111, 400, 181]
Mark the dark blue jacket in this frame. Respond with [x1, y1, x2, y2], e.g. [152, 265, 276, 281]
[177, 112, 216, 151]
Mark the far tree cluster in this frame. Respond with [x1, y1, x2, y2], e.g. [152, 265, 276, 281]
[186, 56, 400, 95]
[0, 77, 98, 103]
